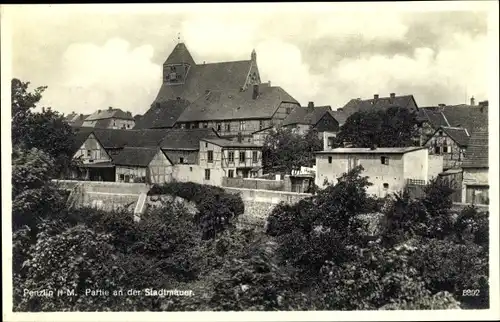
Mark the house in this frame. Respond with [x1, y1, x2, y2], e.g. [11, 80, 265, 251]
[133, 99, 190, 129]
[418, 98, 488, 144]
[174, 83, 300, 141]
[461, 130, 489, 205]
[65, 113, 90, 128]
[113, 147, 174, 184]
[70, 131, 114, 181]
[199, 138, 263, 186]
[251, 126, 274, 146]
[342, 93, 419, 115]
[82, 107, 136, 129]
[281, 102, 339, 137]
[423, 126, 470, 170]
[315, 147, 443, 198]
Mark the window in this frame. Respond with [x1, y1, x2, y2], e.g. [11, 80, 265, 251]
[239, 151, 246, 163]
[189, 167, 193, 172]
[466, 185, 489, 205]
[228, 170, 234, 178]
[179, 157, 184, 164]
[239, 121, 246, 131]
[228, 151, 235, 163]
[203, 122, 208, 128]
[252, 151, 258, 163]
[225, 123, 231, 132]
[443, 145, 448, 153]
[126, 124, 130, 128]
[119, 174, 125, 182]
[383, 183, 389, 189]
[205, 142, 208, 148]
[205, 169, 211, 180]
[381, 156, 389, 165]
[434, 146, 441, 154]
[87, 150, 92, 157]
[439, 130, 443, 136]
[125, 175, 130, 183]
[181, 123, 186, 129]
[328, 156, 332, 164]
[208, 151, 214, 163]
[286, 107, 292, 114]
[327, 137, 335, 148]
[259, 120, 264, 130]
[217, 123, 222, 131]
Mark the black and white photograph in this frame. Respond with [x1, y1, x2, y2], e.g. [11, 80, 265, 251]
[1, 2, 499, 321]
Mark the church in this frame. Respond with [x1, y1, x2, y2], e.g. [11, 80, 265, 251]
[135, 41, 301, 142]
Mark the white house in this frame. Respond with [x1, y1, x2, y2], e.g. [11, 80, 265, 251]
[315, 147, 443, 198]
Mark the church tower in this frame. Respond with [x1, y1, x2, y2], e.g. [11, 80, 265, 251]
[163, 41, 196, 85]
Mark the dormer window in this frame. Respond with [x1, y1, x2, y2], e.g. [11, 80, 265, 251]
[169, 72, 178, 81]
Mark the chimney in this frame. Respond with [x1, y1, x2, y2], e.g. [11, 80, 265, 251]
[470, 96, 475, 106]
[108, 106, 113, 111]
[308, 101, 314, 110]
[98, 109, 101, 113]
[268, 80, 271, 87]
[252, 84, 259, 99]
[337, 108, 343, 112]
[80, 114, 84, 120]
[438, 103, 446, 107]
[374, 94, 379, 100]
[390, 93, 396, 98]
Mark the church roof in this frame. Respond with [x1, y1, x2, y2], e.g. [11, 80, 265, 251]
[176, 85, 298, 122]
[153, 60, 253, 104]
[164, 42, 196, 66]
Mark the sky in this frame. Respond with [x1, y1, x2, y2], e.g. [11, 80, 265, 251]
[6, 2, 497, 116]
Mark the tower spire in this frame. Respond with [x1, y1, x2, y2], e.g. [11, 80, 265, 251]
[177, 32, 181, 44]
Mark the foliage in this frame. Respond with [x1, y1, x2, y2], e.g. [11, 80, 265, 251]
[11, 78, 76, 175]
[379, 291, 461, 310]
[409, 238, 488, 309]
[12, 147, 66, 230]
[454, 206, 489, 247]
[267, 166, 372, 275]
[262, 127, 322, 174]
[337, 106, 420, 148]
[318, 242, 444, 310]
[149, 182, 245, 239]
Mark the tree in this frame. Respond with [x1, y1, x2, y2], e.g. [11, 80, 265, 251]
[12, 147, 66, 230]
[337, 106, 420, 148]
[262, 127, 322, 174]
[11, 78, 76, 176]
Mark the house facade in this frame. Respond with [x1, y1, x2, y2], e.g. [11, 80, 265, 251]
[423, 126, 469, 170]
[114, 147, 174, 184]
[82, 107, 135, 129]
[71, 132, 115, 181]
[198, 138, 262, 186]
[461, 130, 489, 205]
[315, 147, 443, 198]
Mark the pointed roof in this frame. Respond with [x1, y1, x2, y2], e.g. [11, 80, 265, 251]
[282, 105, 332, 126]
[462, 130, 489, 168]
[134, 98, 190, 129]
[164, 42, 196, 66]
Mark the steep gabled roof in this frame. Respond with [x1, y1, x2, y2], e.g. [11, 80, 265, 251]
[160, 128, 220, 150]
[282, 106, 332, 126]
[342, 95, 418, 114]
[164, 43, 196, 66]
[71, 128, 95, 153]
[420, 105, 488, 133]
[462, 130, 489, 168]
[176, 85, 298, 122]
[113, 147, 168, 167]
[153, 60, 254, 104]
[424, 126, 470, 147]
[134, 99, 190, 129]
[91, 129, 169, 149]
[85, 108, 134, 121]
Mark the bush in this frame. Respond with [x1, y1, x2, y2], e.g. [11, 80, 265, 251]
[149, 182, 245, 239]
[409, 238, 489, 309]
[454, 206, 489, 247]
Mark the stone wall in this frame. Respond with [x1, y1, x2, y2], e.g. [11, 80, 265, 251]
[224, 187, 311, 204]
[223, 177, 285, 191]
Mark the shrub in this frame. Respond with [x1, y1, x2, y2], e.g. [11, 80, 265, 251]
[149, 182, 245, 239]
[409, 238, 489, 309]
[454, 206, 489, 247]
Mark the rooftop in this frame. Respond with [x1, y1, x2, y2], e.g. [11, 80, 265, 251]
[282, 105, 332, 126]
[85, 108, 134, 121]
[316, 147, 426, 154]
[113, 147, 165, 167]
[134, 98, 190, 129]
[462, 130, 489, 168]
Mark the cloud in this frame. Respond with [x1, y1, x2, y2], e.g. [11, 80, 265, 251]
[39, 38, 161, 115]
